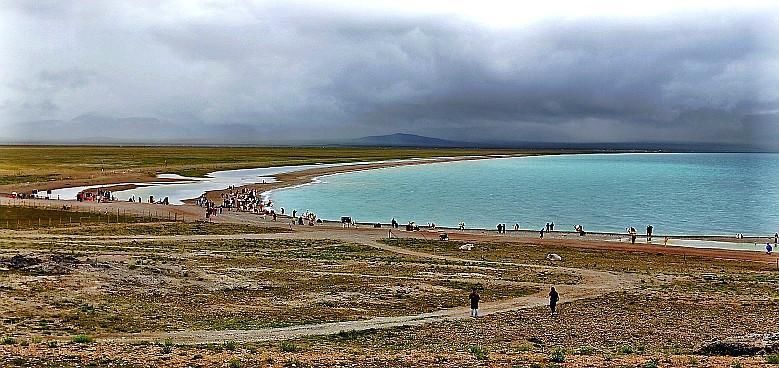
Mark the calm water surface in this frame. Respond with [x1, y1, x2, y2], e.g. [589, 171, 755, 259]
[269, 153, 779, 235]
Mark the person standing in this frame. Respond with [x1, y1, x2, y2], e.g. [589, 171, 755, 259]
[549, 286, 559, 315]
[514, 223, 520, 231]
[774, 232, 778, 245]
[646, 225, 653, 242]
[550, 222, 554, 231]
[469, 288, 480, 318]
[540, 227, 545, 239]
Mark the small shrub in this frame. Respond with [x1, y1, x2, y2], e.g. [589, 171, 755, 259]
[161, 339, 173, 354]
[2, 337, 16, 345]
[575, 345, 596, 355]
[280, 341, 301, 353]
[336, 329, 375, 340]
[228, 357, 241, 368]
[731, 361, 743, 368]
[71, 334, 94, 344]
[617, 344, 636, 354]
[550, 348, 566, 363]
[47, 341, 58, 348]
[223, 340, 237, 351]
[468, 345, 489, 361]
[641, 358, 659, 368]
[767, 354, 779, 364]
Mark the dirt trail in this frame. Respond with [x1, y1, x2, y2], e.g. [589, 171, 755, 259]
[95, 231, 636, 344]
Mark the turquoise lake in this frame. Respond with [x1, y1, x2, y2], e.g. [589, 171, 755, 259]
[269, 153, 779, 235]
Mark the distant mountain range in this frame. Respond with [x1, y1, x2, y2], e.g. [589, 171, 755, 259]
[349, 133, 473, 148]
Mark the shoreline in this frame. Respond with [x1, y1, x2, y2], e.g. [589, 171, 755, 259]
[3, 152, 776, 239]
[2, 154, 529, 202]
[190, 154, 529, 204]
[1, 196, 777, 255]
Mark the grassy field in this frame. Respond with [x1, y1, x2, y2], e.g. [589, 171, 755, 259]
[0, 145, 532, 186]
[0, 205, 147, 229]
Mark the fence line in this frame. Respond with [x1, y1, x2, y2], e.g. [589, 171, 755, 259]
[0, 198, 190, 229]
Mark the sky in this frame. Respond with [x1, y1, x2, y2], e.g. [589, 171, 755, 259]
[0, 0, 777, 149]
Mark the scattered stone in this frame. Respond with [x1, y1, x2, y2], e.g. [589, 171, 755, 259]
[458, 244, 474, 251]
[546, 253, 562, 261]
[698, 333, 779, 356]
[701, 273, 718, 281]
[0, 253, 79, 275]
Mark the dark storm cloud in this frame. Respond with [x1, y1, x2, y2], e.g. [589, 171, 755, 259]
[0, 1, 777, 148]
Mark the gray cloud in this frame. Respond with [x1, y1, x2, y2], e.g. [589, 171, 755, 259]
[0, 1, 777, 149]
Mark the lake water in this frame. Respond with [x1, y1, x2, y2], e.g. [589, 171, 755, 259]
[269, 153, 779, 235]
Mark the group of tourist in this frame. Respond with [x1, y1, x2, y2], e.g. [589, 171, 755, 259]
[292, 210, 318, 226]
[218, 187, 267, 213]
[127, 195, 169, 205]
[765, 233, 779, 254]
[493, 223, 521, 233]
[625, 225, 654, 244]
[76, 190, 114, 202]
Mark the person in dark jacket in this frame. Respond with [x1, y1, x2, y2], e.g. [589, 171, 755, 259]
[549, 287, 560, 315]
[469, 288, 480, 317]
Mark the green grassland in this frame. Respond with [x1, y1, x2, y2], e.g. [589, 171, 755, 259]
[0, 145, 533, 186]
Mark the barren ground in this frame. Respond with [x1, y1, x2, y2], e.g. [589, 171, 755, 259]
[1, 199, 778, 367]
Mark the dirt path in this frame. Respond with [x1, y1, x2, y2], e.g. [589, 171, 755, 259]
[89, 230, 636, 344]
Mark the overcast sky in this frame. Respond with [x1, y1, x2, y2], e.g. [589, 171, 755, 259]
[1, 0, 777, 148]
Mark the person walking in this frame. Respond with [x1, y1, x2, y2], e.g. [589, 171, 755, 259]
[469, 288, 480, 318]
[540, 227, 545, 239]
[549, 286, 559, 315]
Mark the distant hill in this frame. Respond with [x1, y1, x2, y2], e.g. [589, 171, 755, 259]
[350, 133, 472, 147]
